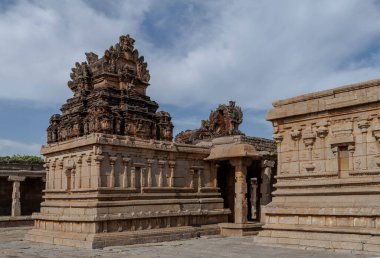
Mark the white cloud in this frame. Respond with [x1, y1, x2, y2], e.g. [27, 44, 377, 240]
[0, 139, 41, 156]
[1, 0, 380, 112]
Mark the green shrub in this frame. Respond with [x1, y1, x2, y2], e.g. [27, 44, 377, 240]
[0, 155, 43, 164]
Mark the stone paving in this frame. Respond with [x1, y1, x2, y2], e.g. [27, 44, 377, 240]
[0, 227, 377, 258]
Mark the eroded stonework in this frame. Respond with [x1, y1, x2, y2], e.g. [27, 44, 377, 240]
[27, 35, 276, 248]
[47, 35, 173, 144]
[175, 101, 243, 144]
[255, 79, 380, 253]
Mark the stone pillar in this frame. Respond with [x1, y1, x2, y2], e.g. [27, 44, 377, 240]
[8, 176, 25, 217]
[158, 160, 166, 187]
[198, 168, 203, 193]
[43, 161, 50, 190]
[94, 155, 104, 188]
[122, 158, 131, 188]
[273, 134, 283, 174]
[109, 157, 117, 187]
[140, 167, 146, 189]
[348, 144, 355, 171]
[189, 169, 195, 189]
[50, 160, 56, 190]
[58, 160, 64, 190]
[290, 129, 301, 174]
[70, 167, 76, 191]
[316, 125, 328, 172]
[147, 159, 154, 187]
[76, 156, 83, 189]
[86, 155, 92, 188]
[260, 160, 275, 205]
[130, 166, 136, 188]
[230, 158, 252, 224]
[358, 120, 370, 170]
[168, 161, 176, 187]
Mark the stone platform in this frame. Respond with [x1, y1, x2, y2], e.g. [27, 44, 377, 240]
[2, 227, 374, 258]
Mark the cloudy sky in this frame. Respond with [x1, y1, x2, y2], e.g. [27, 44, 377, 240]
[1, 0, 380, 156]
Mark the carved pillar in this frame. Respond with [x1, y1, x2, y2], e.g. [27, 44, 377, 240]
[58, 160, 64, 190]
[86, 155, 92, 188]
[198, 168, 203, 193]
[158, 160, 166, 187]
[50, 160, 56, 190]
[122, 158, 131, 188]
[43, 161, 50, 190]
[8, 176, 25, 217]
[358, 120, 370, 170]
[70, 167, 76, 191]
[140, 167, 146, 189]
[168, 161, 176, 187]
[189, 169, 195, 189]
[94, 155, 104, 188]
[109, 157, 117, 188]
[147, 159, 154, 187]
[76, 156, 83, 189]
[230, 158, 252, 224]
[291, 129, 302, 174]
[260, 160, 275, 205]
[302, 128, 316, 172]
[130, 166, 136, 188]
[316, 125, 328, 172]
[348, 144, 355, 171]
[273, 134, 284, 174]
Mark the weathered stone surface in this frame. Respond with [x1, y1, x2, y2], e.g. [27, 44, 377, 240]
[47, 35, 173, 144]
[256, 78, 380, 253]
[175, 101, 243, 144]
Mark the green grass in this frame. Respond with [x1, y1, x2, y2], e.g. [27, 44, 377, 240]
[0, 155, 43, 164]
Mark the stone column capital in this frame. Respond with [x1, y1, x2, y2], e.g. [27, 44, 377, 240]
[168, 161, 176, 168]
[8, 176, 26, 182]
[229, 158, 252, 168]
[109, 156, 118, 165]
[261, 159, 275, 168]
[358, 120, 370, 133]
[147, 159, 155, 165]
[158, 160, 166, 167]
[122, 157, 131, 164]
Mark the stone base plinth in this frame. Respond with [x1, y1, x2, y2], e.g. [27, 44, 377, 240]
[26, 224, 220, 248]
[219, 222, 263, 236]
[254, 227, 380, 254]
[0, 216, 34, 227]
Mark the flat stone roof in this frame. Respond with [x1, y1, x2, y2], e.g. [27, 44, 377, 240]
[267, 78, 380, 121]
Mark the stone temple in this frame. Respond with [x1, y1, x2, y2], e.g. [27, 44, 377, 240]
[24, 34, 380, 254]
[26, 35, 277, 248]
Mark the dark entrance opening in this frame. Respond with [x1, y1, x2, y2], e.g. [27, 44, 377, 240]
[217, 161, 235, 222]
[20, 178, 44, 215]
[246, 161, 261, 222]
[0, 177, 12, 216]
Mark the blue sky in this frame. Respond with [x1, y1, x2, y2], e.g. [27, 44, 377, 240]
[2, 0, 380, 155]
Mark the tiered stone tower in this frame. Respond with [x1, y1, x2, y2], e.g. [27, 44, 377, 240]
[47, 35, 173, 144]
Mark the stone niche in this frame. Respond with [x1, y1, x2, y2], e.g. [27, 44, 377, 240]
[26, 35, 228, 248]
[255, 78, 380, 253]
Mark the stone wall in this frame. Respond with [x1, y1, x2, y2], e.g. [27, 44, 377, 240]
[255, 78, 380, 253]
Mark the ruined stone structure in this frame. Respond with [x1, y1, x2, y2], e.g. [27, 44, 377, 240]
[0, 161, 45, 227]
[175, 101, 243, 144]
[255, 79, 380, 253]
[26, 35, 276, 248]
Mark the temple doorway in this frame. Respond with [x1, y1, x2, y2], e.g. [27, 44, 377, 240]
[217, 160, 262, 223]
[217, 161, 235, 222]
[246, 161, 261, 222]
